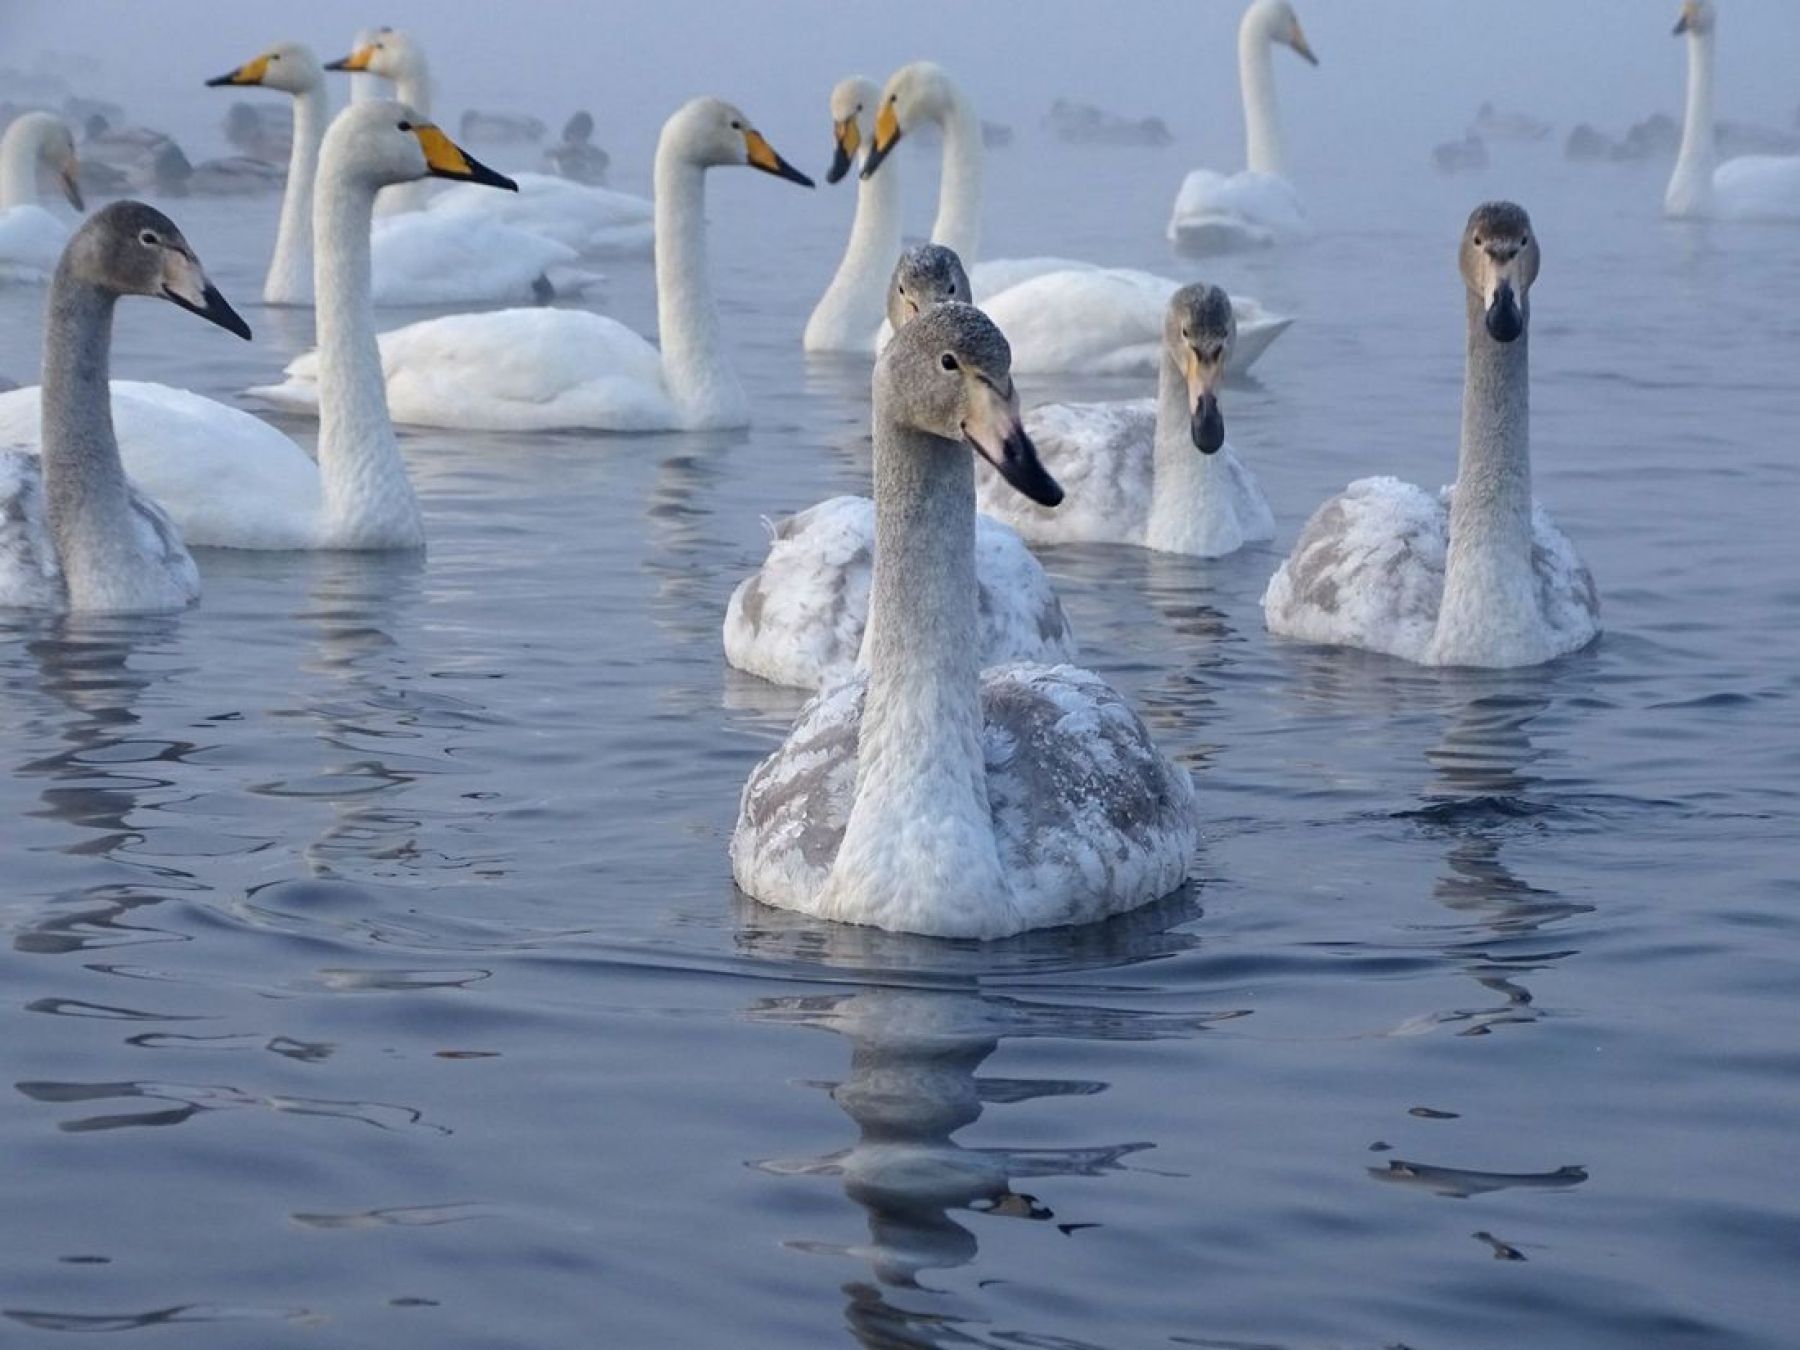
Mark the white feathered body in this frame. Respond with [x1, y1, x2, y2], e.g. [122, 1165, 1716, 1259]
[1167, 169, 1310, 253]
[424, 172, 653, 256]
[0, 205, 71, 284]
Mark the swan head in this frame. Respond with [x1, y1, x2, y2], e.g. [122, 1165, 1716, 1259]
[1461, 201, 1538, 344]
[323, 101, 517, 192]
[1250, 1, 1319, 65]
[205, 40, 323, 95]
[1165, 284, 1235, 454]
[861, 62, 958, 179]
[825, 76, 882, 184]
[1673, 1, 1714, 35]
[877, 302, 1063, 508]
[66, 201, 251, 340]
[663, 97, 813, 185]
[325, 28, 425, 82]
[6, 112, 83, 211]
[886, 244, 971, 332]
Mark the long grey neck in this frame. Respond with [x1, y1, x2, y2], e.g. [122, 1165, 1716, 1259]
[41, 273, 136, 594]
[1435, 292, 1535, 656]
[267, 82, 326, 305]
[652, 148, 742, 427]
[931, 87, 984, 262]
[1145, 351, 1230, 551]
[314, 164, 423, 546]
[1241, 13, 1285, 175]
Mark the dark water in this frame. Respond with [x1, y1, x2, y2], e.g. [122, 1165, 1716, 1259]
[1, 131, 1797, 1349]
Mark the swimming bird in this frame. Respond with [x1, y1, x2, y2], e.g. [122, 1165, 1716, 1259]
[976, 283, 1273, 557]
[327, 29, 654, 255]
[863, 62, 1290, 377]
[206, 42, 592, 306]
[1263, 203, 1598, 667]
[804, 76, 902, 354]
[1665, 1, 1800, 221]
[726, 245, 1075, 691]
[0, 112, 84, 284]
[1167, 0, 1318, 254]
[0, 202, 249, 612]
[0, 105, 518, 551]
[732, 302, 1197, 939]
[250, 98, 814, 433]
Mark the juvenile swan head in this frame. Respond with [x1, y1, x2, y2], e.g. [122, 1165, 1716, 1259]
[825, 76, 881, 184]
[885, 244, 971, 332]
[1460, 201, 1539, 344]
[323, 101, 517, 192]
[1164, 283, 1236, 454]
[876, 301, 1062, 507]
[65, 201, 251, 339]
[205, 40, 324, 95]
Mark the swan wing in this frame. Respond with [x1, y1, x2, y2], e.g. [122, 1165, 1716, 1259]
[0, 205, 69, 281]
[0, 449, 61, 609]
[1528, 502, 1602, 657]
[370, 213, 584, 306]
[1713, 156, 1800, 222]
[1168, 170, 1308, 251]
[983, 398, 1156, 544]
[1263, 476, 1448, 662]
[425, 172, 654, 256]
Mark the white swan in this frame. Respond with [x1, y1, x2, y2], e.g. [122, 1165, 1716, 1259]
[727, 246, 1076, 690]
[804, 77, 901, 354]
[1665, 2, 1800, 222]
[206, 42, 592, 306]
[978, 282, 1273, 557]
[0, 105, 519, 550]
[732, 303, 1197, 938]
[1263, 203, 1599, 668]
[329, 29, 654, 255]
[0, 202, 250, 612]
[251, 98, 814, 433]
[0, 112, 84, 284]
[863, 62, 1290, 378]
[1167, 0, 1317, 254]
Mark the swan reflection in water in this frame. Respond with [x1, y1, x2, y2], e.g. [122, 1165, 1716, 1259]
[735, 894, 1243, 1343]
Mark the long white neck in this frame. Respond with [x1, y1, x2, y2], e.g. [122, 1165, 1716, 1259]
[374, 63, 433, 216]
[804, 145, 902, 352]
[40, 273, 139, 606]
[313, 157, 424, 548]
[0, 118, 51, 209]
[652, 142, 743, 428]
[819, 420, 1017, 937]
[929, 84, 984, 262]
[1431, 294, 1536, 666]
[1145, 353, 1241, 555]
[1241, 8, 1286, 175]
[266, 83, 327, 305]
[1667, 23, 1717, 217]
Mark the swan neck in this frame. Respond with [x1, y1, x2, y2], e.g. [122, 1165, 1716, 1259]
[268, 82, 326, 305]
[653, 142, 741, 427]
[396, 66, 432, 120]
[313, 157, 423, 547]
[1669, 25, 1716, 213]
[1147, 353, 1229, 551]
[805, 145, 902, 350]
[931, 85, 984, 261]
[0, 117, 50, 209]
[1241, 10, 1285, 176]
[40, 272, 134, 585]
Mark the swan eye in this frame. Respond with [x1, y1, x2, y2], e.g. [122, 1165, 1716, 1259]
[940, 353, 959, 372]
[1473, 235, 1484, 247]
[729, 120, 742, 131]
[896, 283, 907, 296]
[1520, 234, 1530, 246]
[270, 53, 282, 61]
[138, 229, 159, 246]
[397, 120, 413, 132]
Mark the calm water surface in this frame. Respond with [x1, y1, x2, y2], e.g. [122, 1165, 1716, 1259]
[1, 134, 1796, 1349]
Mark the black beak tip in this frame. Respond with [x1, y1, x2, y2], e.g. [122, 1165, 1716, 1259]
[825, 149, 852, 185]
[323, 57, 352, 71]
[203, 73, 234, 88]
[784, 164, 816, 189]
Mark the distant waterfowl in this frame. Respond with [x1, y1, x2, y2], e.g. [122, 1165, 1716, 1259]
[727, 246, 1076, 690]
[1263, 203, 1599, 667]
[732, 302, 1196, 938]
[866, 62, 1290, 377]
[458, 110, 546, 146]
[252, 98, 813, 433]
[0, 105, 517, 551]
[1665, 1, 1800, 221]
[976, 283, 1273, 558]
[329, 29, 653, 256]
[1468, 102, 1552, 144]
[81, 116, 191, 196]
[542, 111, 611, 186]
[208, 41, 589, 306]
[1433, 134, 1489, 175]
[1167, 0, 1316, 254]
[0, 112, 83, 282]
[0, 202, 248, 612]
[805, 77, 902, 354]
[1043, 99, 1173, 148]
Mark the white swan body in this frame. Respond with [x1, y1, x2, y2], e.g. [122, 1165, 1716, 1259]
[1264, 203, 1599, 668]
[805, 77, 902, 353]
[4, 106, 519, 551]
[1665, 2, 1800, 222]
[0, 113, 83, 284]
[0, 202, 252, 611]
[253, 98, 814, 433]
[977, 284, 1273, 556]
[733, 303, 1196, 939]
[1167, 0, 1317, 253]
[424, 172, 653, 258]
[863, 65, 1290, 377]
[207, 43, 598, 306]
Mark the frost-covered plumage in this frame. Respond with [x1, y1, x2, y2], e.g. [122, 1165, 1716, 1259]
[723, 495, 1077, 690]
